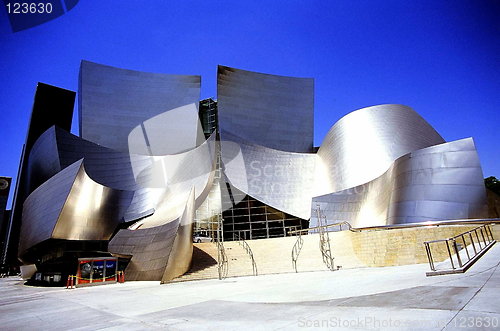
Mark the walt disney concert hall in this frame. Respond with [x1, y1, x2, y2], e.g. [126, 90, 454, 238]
[3, 61, 492, 285]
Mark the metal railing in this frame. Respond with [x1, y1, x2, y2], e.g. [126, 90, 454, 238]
[211, 212, 228, 280]
[288, 220, 357, 272]
[289, 226, 304, 273]
[234, 233, 258, 276]
[216, 240, 228, 280]
[316, 206, 335, 271]
[424, 224, 495, 272]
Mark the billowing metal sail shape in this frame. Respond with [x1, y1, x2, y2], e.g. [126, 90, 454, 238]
[311, 138, 488, 228]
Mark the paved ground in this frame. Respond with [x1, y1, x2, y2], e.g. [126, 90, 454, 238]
[1, 244, 499, 330]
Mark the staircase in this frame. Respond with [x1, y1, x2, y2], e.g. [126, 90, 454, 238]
[169, 242, 255, 283]
[169, 224, 495, 283]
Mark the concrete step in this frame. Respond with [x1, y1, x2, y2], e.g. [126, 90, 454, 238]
[170, 242, 256, 283]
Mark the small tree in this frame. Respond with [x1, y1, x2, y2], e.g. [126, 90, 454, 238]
[485, 176, 500, 195]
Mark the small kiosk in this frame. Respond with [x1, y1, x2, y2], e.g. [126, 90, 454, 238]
[76, 257, 118, 287]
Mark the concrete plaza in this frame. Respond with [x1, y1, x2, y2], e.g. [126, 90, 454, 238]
[1, 244, 499, 330]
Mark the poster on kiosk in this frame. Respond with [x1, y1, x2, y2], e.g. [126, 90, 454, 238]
[76, 257, 117, 287]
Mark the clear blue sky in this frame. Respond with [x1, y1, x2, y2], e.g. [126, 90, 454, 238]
[0, 1, 499, 209]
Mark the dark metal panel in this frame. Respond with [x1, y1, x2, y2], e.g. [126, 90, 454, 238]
[24, 83, 75, 151]
[5, 83, 75, 265]
[25, 126, 61, 194]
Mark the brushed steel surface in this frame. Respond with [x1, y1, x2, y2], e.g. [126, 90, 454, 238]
[79, 60, 201, 152]
[18, 159, 132, 259]
[53, 162, 130, 241]
[315, 104, 445, 196]
[109, 189, 196, 281]
[13, 63, 493, 279]
[6, 82, 75, 265]
[108, 219, 179, 281]
[18, 160, 82, 258]
[311, 138, 488, 228]
[221, 131, 316, 219]
[128, 103, 205, 155]
[217, 65, 314, 153]
[162, 188, 195, 282]
[129, 132, 217, 229]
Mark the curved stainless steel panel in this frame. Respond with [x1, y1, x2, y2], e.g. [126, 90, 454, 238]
[25, 126, 62, 194]
[162, 188, 195, 282]
[221, 132, 316, 219]
[311, 138, 488, 228]
[25, 124, 216, 232]
[108, 219, 180, 281]
[79, 60, 201, 152]
[109, 189, 196, 281]
[130, 132, 217, 228]
[19, 159, 132, 259]
[18, 160, 82, 257]
[52, 163, 131, 241]
[315, 104, 445, 196]
[128, 103, 205, 156]
[217, 65, 314, 153]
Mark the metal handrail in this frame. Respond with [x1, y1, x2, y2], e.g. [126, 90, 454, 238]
[424, 224, 496, 272]
[316, 206, 336, 271]
[288, 221, 358, 235]
[354, 218, 500, 231]
[212, 212, 228, 280]
[216, 240, 228, 280]
[289, 218, 500, 235]
[290, 226, 304, 273]
[234, 233, 258, 276]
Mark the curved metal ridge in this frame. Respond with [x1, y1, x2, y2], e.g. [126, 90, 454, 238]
[220, 132, 316, 219]
[19, 159, 131, 260]
[315, 104, 446, 196]
[312, 138, 489, 228]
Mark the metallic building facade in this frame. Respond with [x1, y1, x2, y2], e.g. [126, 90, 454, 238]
[0, 177, 12, 268]
[311, 138, 488, 228]
[217, 65, 314, 153]
[79, 60, 203, 153]
[7, 62, 491, 283]
[4, 83, 75, 266]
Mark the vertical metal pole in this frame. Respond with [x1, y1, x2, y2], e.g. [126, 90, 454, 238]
[469, 233, 477, 254]
[486, 225, 494, 241]
[475, 230, 482, 250]
[480, 228, 487, 246]
[453, 239, 463, 268]
[425, 243, 435, 271]
[446, 240, 455, 269]
[462, 235, 470, 262]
